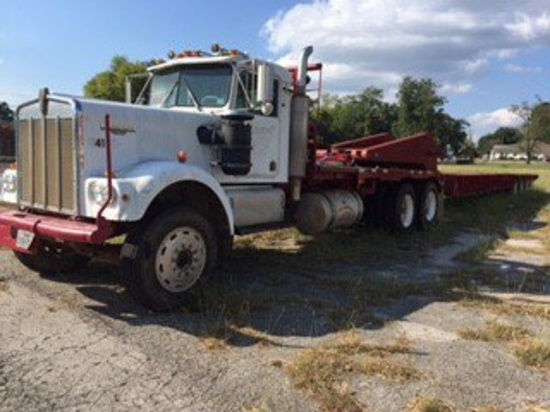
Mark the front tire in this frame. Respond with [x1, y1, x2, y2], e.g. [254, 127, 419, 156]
[121, 207, 217, 311]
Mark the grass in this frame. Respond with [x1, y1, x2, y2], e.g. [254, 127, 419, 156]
[528, 406, 550, 412]
[323, 277, 435, 330]
[459, 295, 550, 321]
[514, 338, 550, 369]
[241, 406, 273, 412]
[229, 163, 550, 286]
[407, 397, 454, 412]
[441, 161, 550, 226]
[407, 397, 509, 412]
[458, 319, 550, 371]
[469, 408, 505, 412]
[287, 348, 363, 412]
[458, 320, 532, 342]
[286, 332, 422, 411]
[233, 226, 407, 272]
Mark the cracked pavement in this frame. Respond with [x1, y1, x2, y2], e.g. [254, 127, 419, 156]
[0, 225, 549, 411]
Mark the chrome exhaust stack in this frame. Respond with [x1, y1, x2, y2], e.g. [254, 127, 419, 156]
[289, 46, 313, 202]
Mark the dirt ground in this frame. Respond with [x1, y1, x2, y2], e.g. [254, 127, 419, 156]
[0, 210, 549, 411]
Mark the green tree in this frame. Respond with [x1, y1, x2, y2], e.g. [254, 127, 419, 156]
[0, 101, 15, 158]
[393, 77, 468, 150]
[393, 76, 469, 153]
[511, 100, 550, 163]
[312, 88, 397, 145]
[456, 136, 478, 162]
[433, 112, 469, 154]
[477, 127, 521, 154]
[84, 56, 151, 102]
[312, 78, 467, 149]
[529, 102, 550, 143]
[393, 77, 446, 138]
[0, 102, 14, 123]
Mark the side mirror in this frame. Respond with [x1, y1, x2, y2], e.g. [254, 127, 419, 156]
[257, 63, 274, 115]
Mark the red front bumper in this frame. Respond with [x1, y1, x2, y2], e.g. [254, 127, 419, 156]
[0, 208, 114, 251]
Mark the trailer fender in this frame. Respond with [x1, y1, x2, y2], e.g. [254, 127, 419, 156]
[85, 161, 235, 234]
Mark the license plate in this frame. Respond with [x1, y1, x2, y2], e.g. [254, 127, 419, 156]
[16, 229, 35, 250]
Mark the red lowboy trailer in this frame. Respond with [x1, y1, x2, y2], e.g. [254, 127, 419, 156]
[314, 131, 537, 198]
[441, 173, 537, 198]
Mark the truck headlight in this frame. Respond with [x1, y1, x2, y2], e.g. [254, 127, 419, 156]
[88, 181, 117, 206]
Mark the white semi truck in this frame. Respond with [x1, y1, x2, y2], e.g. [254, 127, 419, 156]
[0, 44, 535, 311]
[0, 45, 343, 311]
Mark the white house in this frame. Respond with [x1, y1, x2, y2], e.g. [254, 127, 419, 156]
[490, 142, 550, 161]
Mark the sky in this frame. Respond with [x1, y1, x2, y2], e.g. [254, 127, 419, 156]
[1, 0, 549, 140]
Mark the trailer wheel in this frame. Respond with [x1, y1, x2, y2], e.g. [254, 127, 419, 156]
[14, 244, 90, 275]
[121, 207, 217, 312]
[390, 183, 417, 232]
[417, 182, 440, 230]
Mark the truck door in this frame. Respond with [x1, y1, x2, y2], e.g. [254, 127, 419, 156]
[229, 72, 286, 183]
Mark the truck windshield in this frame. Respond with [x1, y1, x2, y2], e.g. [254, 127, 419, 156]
[149, 64, 233, 108]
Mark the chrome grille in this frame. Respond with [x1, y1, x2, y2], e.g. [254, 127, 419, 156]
[18, 116, 77, 214]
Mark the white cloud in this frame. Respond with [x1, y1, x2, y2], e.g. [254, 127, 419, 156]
[440, 83, 472, 95]
[262, 1, 550, 96]
[0, 90, 34, 106]
[467, 108, 523, 139]
[506, 12, 550, 41]
[504, 64, 542, 74]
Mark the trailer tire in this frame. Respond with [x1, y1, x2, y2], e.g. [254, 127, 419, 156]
[389, 183, 417, 232]
[417, 182, 440, 230]
[121, 207, 217, 312]
[14, 244, 90, 275]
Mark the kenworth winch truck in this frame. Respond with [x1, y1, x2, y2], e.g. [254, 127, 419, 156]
[0, 45, 537, 310]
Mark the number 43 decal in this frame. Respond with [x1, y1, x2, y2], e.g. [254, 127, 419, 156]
[94, 138, 106, 148]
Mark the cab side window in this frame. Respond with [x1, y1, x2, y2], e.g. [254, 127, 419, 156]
[236, 71, 279, 117]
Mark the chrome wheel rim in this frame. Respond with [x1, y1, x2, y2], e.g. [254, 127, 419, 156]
[399, 194, 415, 228]
[424, 190, 438, 222]
[155, 227, 206, 293]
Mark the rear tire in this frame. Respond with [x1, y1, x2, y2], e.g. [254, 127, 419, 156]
[389, 183, 417, 232]
[121, 207, 217, 312]
[14, 244, 90, 274]
[417, 182, 440, 230]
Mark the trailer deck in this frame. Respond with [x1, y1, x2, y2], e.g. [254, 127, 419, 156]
[312, 132, 538, 199]
[441, 173, 537, 198]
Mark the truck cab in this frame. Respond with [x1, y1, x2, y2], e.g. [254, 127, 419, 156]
[0, 45, 316, 311]
[137, 46, 294, 184]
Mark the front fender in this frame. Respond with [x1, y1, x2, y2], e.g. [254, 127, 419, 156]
[84, 161, 234, 234]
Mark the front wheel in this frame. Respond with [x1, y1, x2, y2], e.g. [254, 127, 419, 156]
[121, 207, 217, 311]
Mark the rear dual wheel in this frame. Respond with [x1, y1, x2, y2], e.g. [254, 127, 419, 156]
[388, 181, 440, 232]
[417, 182, 440, 230]
[389, 183, 417, 232]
